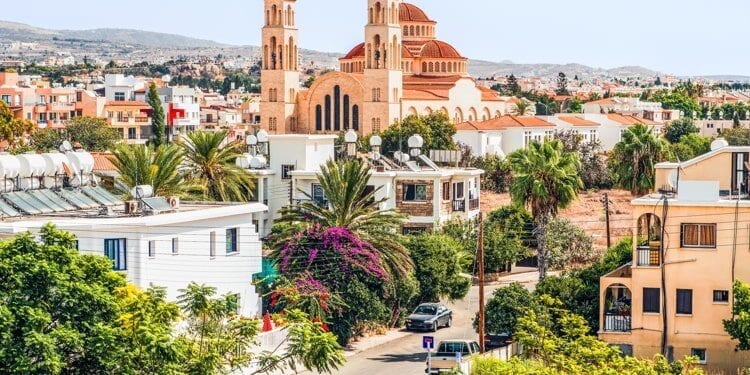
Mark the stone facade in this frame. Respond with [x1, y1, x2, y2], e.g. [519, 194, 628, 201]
[395, 179, 434, 217]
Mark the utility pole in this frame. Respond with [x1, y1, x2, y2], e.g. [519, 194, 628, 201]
[477, 212, 485, 353]
[603, 192, 611, 249]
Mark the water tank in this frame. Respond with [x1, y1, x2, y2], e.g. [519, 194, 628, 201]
[66, 151, 95, 175]
[250, 155, 268, 169]
[42, 152, 68, 175]
[130, 185, 154, 199]
[235, 153, 252, 169]
[0, 154, 21, 179]
[18, 179, 41, 190]
[710, 138, 729, 151]
[17, 153, 46, 178]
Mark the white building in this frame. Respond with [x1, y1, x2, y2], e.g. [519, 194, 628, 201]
[104, 74, 147, 102]
[158, 86, 201, 138]
[0, 151, 267, 317]
[239, 133, 483, 237]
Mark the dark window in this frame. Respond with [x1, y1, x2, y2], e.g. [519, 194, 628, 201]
[104, 239, 127, 271]
[226, 228, 238, 254]
[315, 105, 322, 131]
[149, 240, 156, 258]
[74, 239, 79, 250]
[732, 152, 749, 194]
[617, 344, 633, 357]
[442, 182, 450, 201]
[334, 86, 341, 131]
[403, 184, 427, 202]
[343, 95, 350, 129]
[681, 224, 716, 248]
[676, 289, 693, 315]
[691, 348, 707, 364]
[281, 164, 295, 179]
[713, 290, 729, 303]
[128, 127, 136, 139]
[114, 92, 125, 101]
[324, 95, 331, 131]
[643, 288, 660, 313]
[210, 231, 217, 258]
[453, 182, 465, 200]
[311, 183, 327, 207]
[352, 105, 359, 131]
[172, 237, 179, 254]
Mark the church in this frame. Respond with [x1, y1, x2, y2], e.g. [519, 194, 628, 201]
[260, 0, 513, 135]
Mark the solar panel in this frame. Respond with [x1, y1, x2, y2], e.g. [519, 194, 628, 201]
[418, 155, 441, 172]
[142, 197, 174, 212]
[57, 189, 100, 209]
[27, 190, 69, 212]
[0, 199, 20, 217]
[405, 160, 421, 172]
[4, 192, 44, 215]
[37, 190, 77, 211]
[82, 186, 123, 206]
[15, 191, 56, 214]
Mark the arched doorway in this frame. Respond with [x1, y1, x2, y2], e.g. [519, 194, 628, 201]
[603, 283, 632, 332]
[637, 214, 661, 267]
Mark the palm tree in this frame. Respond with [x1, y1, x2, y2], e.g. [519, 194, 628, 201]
[110, 144, 201, 198]
[274, 158, 413, 279]
[610, 124, 664, 196]
[511, 100, 533, 116]
[508, 140, 582, 280]
[179, 130, 255, 202]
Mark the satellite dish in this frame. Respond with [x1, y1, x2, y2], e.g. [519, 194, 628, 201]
[344, 129, 358, 143]
[59, 141, 73, 152]
[667, 169, 679, 189]
[246, 135, 258, 145]
[711, 138, 729, 151]
[257, 129, 269, 143]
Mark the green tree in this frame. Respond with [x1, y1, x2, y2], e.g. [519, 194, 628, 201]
[719, 127, 750, 146]
[0, 224, 127, 374]
[379, 113, 457, 155]
[146, 82, 166, 147]
[179, 130, 255, 202]
[567, 98, 583, 113]
[505, 74, 521, 96]
[724, 280, 750, 350]
[275, 158, 412, 279]
[0, 100, 36, 150]
[469, 154, 514, 193]
[678, 133, 711, 157]
[545, 218, 594, 270]
[608, 124, 664, 195]
[407, 233, 471, 303]
[66, 116, 122, 151]
[511, 100, 533, 116]
[31, 128, 65, 151]
[556, 72, 570, 96]
[664, 117, 699, 143]
[651, 90, 701, 118]
[110, 143, 201, 198]
[509, 140, 583, 279]
[475, 283, 538, 335]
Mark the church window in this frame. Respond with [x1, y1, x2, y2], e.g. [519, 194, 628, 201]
[416, 26, 421, 36]
[403, 27, 408, 36]
[441, 62, 446, 72]
[269, 88, 277, 102]
[410, 25, 415, 36]
[343, 95, 350, 129]
[315, 105, 322, 131]
[428, 62, 434, 72]
[334, 86, 341, 131]
[422, 62, 428, 72]
[372, 117, 381, 133]
[324, 95, 332, 131]
[352, 105, 360, 131]
[372, 88, 381, 102]
[269, 117, 278, 132]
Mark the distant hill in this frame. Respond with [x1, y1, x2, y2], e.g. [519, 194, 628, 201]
[467, 60, 660, 80]
[0, 20, 227, 49]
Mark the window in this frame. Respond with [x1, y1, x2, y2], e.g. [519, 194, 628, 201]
[128, 127, 136, 140]
[104, 239, 127, 271]
[544, 130, 554, 141]
[453, 182, 465, 200]
[281, 164, 295, 179]
[210, 231, 217, 258]
[171, 237, 179, 254]
[403, 184, 427, 202]
[74, 239, 79, 250]
[732, 152, 749, 194]
[523, 131, 533, 147]
[442, 182, 450, 201]
[114, 92, 125, 101]
[617, 344, 633, 357]
[713, 290, 729, 303]
[691, 348, 707, 365]
[1, 95, 9, 104]
[590, 130, 598, 143]
[226, 228, 238, 254]
[148, 240, 156, 257]
[311, 183, 327, 207]
[681, 224, 716, 248]
[643, 288, 660, 313]
[676, 289, 693, 315]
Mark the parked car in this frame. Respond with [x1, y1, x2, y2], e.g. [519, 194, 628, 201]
[427, 339, 481, 374]
[484, 333, 511, 350]
[405, 303, 452, 332]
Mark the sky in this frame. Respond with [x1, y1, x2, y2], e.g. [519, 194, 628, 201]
[5, 0, 750, 76]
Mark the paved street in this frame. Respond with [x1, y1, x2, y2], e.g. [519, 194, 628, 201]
[309, 270, 543, 375]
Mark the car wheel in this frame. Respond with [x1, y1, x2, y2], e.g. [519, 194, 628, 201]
[446, 317, 452, 328]
[431, 322, 437, 332]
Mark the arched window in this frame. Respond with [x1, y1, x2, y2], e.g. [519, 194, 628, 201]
[441, 62, 446, 72]
[315, 105, 322, 131]
[334, 85, 341, 131]
[352, 105, 360, 131]
[410, 25, 415, 36]
[403, 26, 408, 36]
[428, 62, 434, 72]
[271, 5, 277, 24]
[343, 95, 350, 129]
[324, 95, 331, 131]
[422, 62, 428, 72]
[416, 25, 421, 36]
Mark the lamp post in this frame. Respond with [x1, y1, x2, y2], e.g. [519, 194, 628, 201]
[344, 129, 358, 158]
[370, 135, 383, 161]
[408, 134, 424, 157]
[256, 129, 269, 156]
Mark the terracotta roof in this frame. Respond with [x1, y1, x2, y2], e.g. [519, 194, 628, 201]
[91, 152, 117, 172]
[479, 86, 505, 102]
[341, 43, 414, 60]
[456, 115, 554, 131]
[586, 98, 617, 105]
[419, 40, 464, 59]
[557, 116, 600, 127]
[105, 100, 150, 107]
[400, 3, 433, 22]
[402, 89, 448, 100]
[403, 75, 463, 85]
[606, 113, 658, 126]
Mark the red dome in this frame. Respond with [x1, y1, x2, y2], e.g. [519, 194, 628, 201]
[419, 40, 463, 59]
[343, 42, 365, 59]
[400, 3, 432, 22]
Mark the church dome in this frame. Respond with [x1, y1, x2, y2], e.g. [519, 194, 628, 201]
[420, 40, 463, 59]
[343, 43, 365, 59]
[400, 3, 432, 22]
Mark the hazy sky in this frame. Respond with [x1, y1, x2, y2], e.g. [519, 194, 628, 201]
[5, 0, 750, 76]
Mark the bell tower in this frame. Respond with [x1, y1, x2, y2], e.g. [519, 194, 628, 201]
[362, 0, 403, 134]
[260, 0, 300, 134]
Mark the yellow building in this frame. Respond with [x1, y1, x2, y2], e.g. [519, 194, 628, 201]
[103, 101, 152, 144]
[259, 0, 513, 135]
[599, 140, 750, 374]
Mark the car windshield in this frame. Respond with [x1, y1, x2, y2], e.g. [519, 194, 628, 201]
[413, 306, 437, 315]
[437, 342, 470, 356]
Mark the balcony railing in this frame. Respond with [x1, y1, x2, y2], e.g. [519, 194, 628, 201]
[452, 199, 466, 212]
[469, 198, 480, 211]
[637, 246, 660, 267]
[134, 117, 150, 124]
[603, 312, 631, 332]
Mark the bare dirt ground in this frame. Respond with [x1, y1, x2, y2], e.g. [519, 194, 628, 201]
[481, 189, 635, 250]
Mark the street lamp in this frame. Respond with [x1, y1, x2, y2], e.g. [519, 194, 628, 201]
[344, 129, 358, 157]
[256, 129, 269, 156]
[408, 134, 424, 157]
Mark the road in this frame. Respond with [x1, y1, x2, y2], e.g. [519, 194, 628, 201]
[316, 271, 543, 375]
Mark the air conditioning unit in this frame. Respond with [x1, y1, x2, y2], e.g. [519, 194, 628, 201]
[124, 201, 138, 215]
[168, 196, 180, 210]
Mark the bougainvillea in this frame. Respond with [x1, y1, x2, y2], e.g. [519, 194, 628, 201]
[278, 226, 387, 283]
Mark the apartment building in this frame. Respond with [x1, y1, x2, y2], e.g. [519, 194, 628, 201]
[237, 132, 482, 237]
[159, 86, 200, 138]
[103, 101, 152, 144]
[599, 139, 750, 374]
[0, 151, 267, 317]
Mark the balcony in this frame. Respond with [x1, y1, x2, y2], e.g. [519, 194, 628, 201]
[637, 246, 660, 267]
[603, 283, 632, 333]
[603, 312, 631, 332]
[452, 199, 466, 212]
[135, 116, 150, 124]
[47, 102, 75, 112]
[469, 198, 480, 211]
